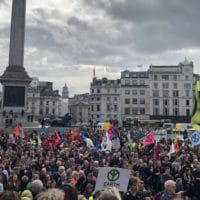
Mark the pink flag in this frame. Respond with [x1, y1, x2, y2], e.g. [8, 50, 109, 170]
[107, 127, 113, 140]
[143, 130, 155, 147]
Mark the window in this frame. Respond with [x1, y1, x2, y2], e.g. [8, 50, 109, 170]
[140, 90, 145, 95]
[107, 88, 110, 93]
[163, 107, 169, 115]
[140, 108, 145, 114]
[114, 105, 118, 111]
[173, 75, 177, 80]
[154, 75, 158, 80]
[186, 109, 190, 116]
[153, 90, 159, 97]
[125, 80, 130, 85]
[163, 82, 169, 89]
[125, 108, 130, 115]
[185, 75, 189, 80]
[107, 104, 111, 111]
[173, 90, 179, 97]
[132, 98, 137, 104]
[107, 97, 110, 101]
[154, 83, 158, 89]
[132, 90, 137, 95]
[132, 108, 138, 115]
[97, 105, 100, 111]
[91, 89, 94, 93]
[97, 97, 100, 101]
[39, 109, 43, 115]
[140, 80, 145, 85]
[173, 99, 178, 106]
[97, 89, 101, 93]
[184, 83, 191, 89]
[125, 73, 129, 78]
[173, 108, 179, 116]
[132, 80, 137, 85]
[46, 101, 49, 106]
[91, 105, 94, 111]
[46, 108, 49, 115]
[163, 99, 169, 106]
[153, 108, 159, 115]
[52, 101, 55, 106]
[185, 90, 190, 96]
[153, 99, 159, 106]
[52, 108, 55, 115]
[140, 99, 145, 104]
[114, 97, 117, 101]
[186, 100, 190, 106]
[163, 90, 169, 97]
[162, 75, 169, 80]
[125, 98, 130, 104]
[173, 83, 178, 89]
[125, 90, 130, 95]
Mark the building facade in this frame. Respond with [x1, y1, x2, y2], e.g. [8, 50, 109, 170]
[89, 59, 196, 126]
[90, 77, 121, 126]
[148, 59, 195, 122]
[120, 71, 150, 126]
[68, 93, 90, 126]
[27, 78, 61, 119]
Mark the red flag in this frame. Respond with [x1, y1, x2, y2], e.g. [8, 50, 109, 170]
[174, 138, 180, 153]
[71, 128, 78, 141]
[52, 129, 61, 146]
[143, 130, 155, 147]
[13, 124, 20, 137]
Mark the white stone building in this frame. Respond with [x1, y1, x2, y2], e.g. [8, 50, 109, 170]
[148, 59, 195, 122]
[120, 70, 150, 125]
[27, 78, 61, 119]
[90, 77, 121, 126]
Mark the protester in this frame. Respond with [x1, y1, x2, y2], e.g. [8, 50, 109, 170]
[0, 125, 199, 200]
[37, 188, 65, 200]
[160, 180, 184, 200]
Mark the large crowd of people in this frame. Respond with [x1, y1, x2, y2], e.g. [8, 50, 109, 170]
[0, 125, 199, 200]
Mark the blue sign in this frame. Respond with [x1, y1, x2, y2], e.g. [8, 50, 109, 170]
[189, 131, 200, 146]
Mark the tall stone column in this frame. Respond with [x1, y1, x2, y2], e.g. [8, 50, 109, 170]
[0, 0, 31, 113]
[9, 0, 26, 67]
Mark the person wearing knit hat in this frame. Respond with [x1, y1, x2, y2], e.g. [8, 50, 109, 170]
[21, 190, 33, 200]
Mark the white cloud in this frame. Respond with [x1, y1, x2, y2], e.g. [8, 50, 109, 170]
[0, 0, 200, 96]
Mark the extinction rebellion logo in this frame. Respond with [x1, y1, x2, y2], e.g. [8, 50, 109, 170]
[104, 169, 120, 187]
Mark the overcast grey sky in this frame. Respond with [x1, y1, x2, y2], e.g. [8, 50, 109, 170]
[0, 0, 200, 96]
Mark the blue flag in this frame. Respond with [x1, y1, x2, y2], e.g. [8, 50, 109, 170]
[61, 127, 65, 139]
[189, 131, 200, 146]
[94, 133, 99, 150]
[41, 127, 46, 135]
[80, 132, 87, 142]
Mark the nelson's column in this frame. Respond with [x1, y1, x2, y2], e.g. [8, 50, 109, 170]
[0, 0, 31, 116]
